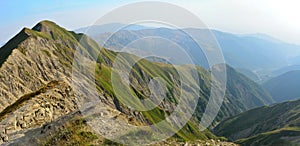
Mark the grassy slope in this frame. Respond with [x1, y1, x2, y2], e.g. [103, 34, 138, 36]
[96, 47, 276, 141]
[37, 20, 275, 142]
[96, 48, 217, 141]
[41, 114, 100, 146]
[236, 127, 300, 146]
[214, 99, 300, 145]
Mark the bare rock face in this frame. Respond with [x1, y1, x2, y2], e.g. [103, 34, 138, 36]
[0, 21, 81, 144]
[0, 80, 77, 144]
[0, 34, 73, 112]
[0, 21, 129, 145]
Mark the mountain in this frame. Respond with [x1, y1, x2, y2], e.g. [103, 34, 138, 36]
[0, 20, 273, 145]
[80, 26, 300, 72]
[262, 70, 300, 102]
[271, 65, 300, 77]
[76, 23, 152, 36]
[291, 56, 300, 65]
[214, 99, 300, 146]
[211, 30, 298, 70]
[206, 65, 274, 126]
[239, 33, 284, 44]
[236, 68, 260, 82]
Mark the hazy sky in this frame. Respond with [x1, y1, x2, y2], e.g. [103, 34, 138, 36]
[1, 0, 300, 45]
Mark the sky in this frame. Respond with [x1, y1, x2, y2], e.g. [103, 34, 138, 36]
[1, 0, 300, 45]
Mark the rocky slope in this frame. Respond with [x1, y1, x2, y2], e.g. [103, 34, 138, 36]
[0, 80, 77, 143]
[4, 111, 237, 146]
[0, 20, 273, 145]
[214, 99, 300, 145]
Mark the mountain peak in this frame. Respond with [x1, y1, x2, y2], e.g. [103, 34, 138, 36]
[31, 20, 64, 40]
[29, 20, 78, 42]
[32, 20, 58, 32]
[32, 20, 59, 28]
[0, 20, 77, 67]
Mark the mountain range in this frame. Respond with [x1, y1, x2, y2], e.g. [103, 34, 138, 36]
[77, 25, 300, 74]
[0, 20, 299, 145]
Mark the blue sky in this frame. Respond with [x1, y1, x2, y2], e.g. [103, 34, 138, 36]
[1, 0, 300, 45]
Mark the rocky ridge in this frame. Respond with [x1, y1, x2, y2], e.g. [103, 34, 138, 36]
[0, 20, 274, 145]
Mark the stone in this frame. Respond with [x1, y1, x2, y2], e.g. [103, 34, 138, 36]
[2, 135, 9, 142]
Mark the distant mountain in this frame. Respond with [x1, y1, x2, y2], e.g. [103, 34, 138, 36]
[0, 20, 274, 145]
[263, 71, 300, 102]
[214, 99, 300, 146]
[239, 33, 284, 44]
[211, 29, 300, 70]
[291, 56, 300, 65]
[271, 65, 300, 77]
[236, 68, 260, 82]
[207, 65, 274, 126]
[78, 25, 300, 72]
[76, 23, 152, 36]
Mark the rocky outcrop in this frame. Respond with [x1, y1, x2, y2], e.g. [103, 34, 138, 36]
[0, 33, 74, 112]
[0, 80, 77, 144]
[0, 21, 80, 144]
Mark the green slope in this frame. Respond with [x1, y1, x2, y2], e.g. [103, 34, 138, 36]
[237, 127, 300, 146]
[207, 65, 274, 127]
[96, 48, 274, 129]
[95, 48, 217, 141]
[214, 99, 300, 145]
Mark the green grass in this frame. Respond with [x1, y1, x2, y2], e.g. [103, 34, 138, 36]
[236, 127, 300, 146]
[42, 117, 99, 146]
[42, 49, 51, 57]
[34, 20, 78, 42]
[93, 48, 220, 142]
[214, 99, 300, 145]
[25, 28, 52, 40]
[215, 99, 300, 138]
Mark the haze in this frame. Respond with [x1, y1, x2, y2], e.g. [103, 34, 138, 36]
[1, 0, 300, 45]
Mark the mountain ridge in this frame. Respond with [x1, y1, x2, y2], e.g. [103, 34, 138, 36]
[82, 25, 300, 73]
[214, 99, 300, 145]
[0, 20, 274, 145]
[263, 70, 300, 102]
